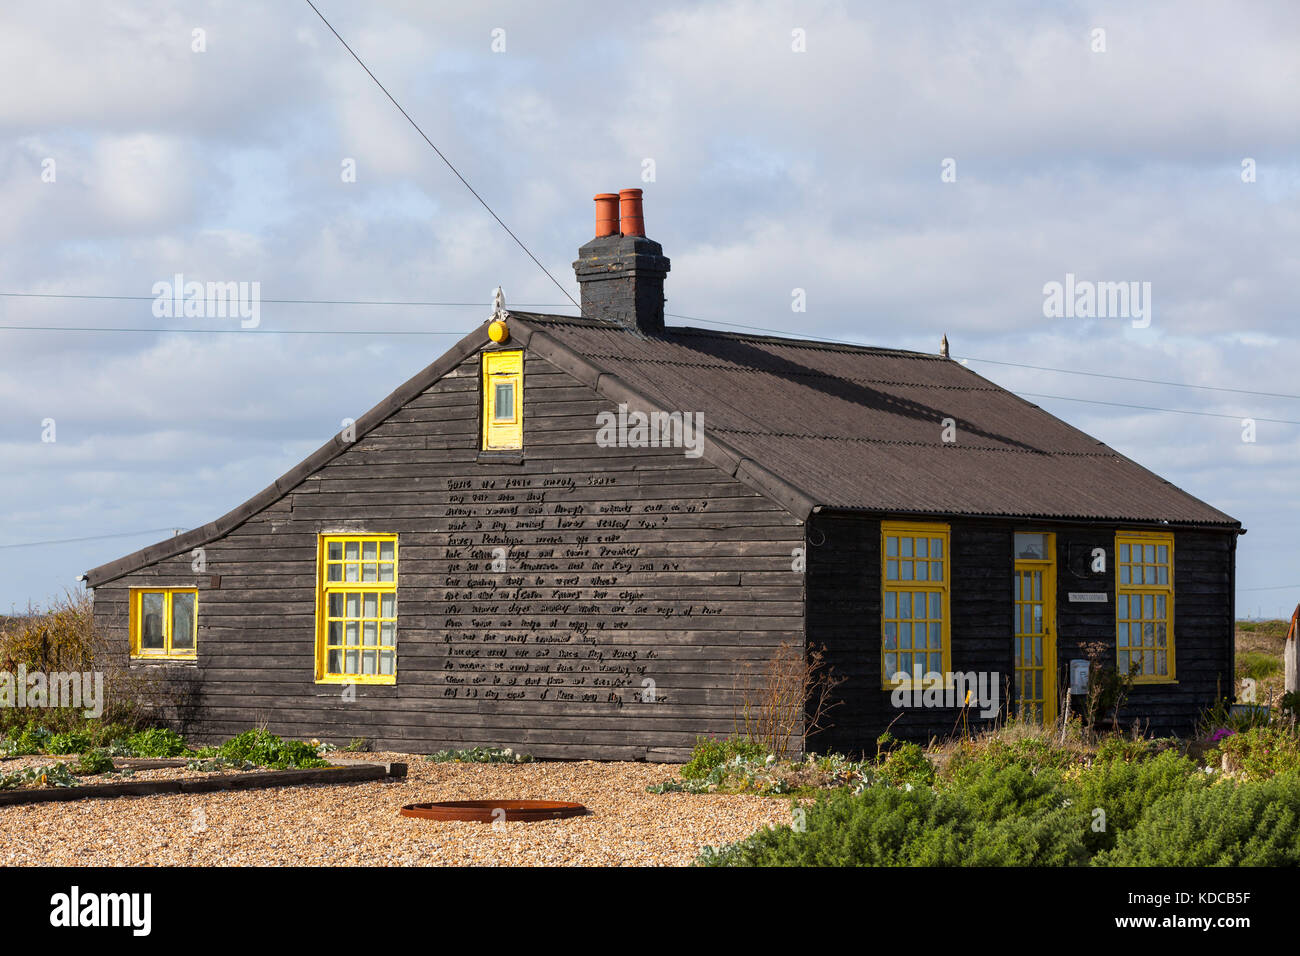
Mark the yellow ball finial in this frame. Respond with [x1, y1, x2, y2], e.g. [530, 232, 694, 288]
[488, 319, 510, 343]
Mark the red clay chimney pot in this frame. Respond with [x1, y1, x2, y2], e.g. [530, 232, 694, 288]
[619, 188, 645, 237]
[593, 193, 620, 238]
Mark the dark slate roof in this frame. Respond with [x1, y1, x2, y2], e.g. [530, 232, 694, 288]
[511, 313, 1239, 528]
[84, 311, 1237, 587]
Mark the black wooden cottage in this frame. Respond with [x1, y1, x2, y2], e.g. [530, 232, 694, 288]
[84, 190, 1242, 760]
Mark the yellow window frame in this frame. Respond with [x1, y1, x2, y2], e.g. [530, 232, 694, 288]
[1115, 530, 1176, 683]
[482, 350, 523, 450]
[881, 520, 951, 689]
[129, 588, 198, 660]
[314, 533, 398, 685]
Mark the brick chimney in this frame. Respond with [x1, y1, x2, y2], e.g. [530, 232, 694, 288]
[572, 188, 671, 334]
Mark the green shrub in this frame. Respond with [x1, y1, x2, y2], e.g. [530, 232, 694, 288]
[697, 778, 1088, 867]
[0, 725, 51, 757]
[1074, 749, 1208, 852]
[124, 727, 190, 758]
[680, 737, 770, 780]
[1096, 776, 1300, 866]
[874, 734, 935, 788]
[427, 746, 533, 764]
[47, 730, 93, 755]
[1215, 726, 1300, 781]
[75, 748, 116, 775]
[214, 730, 329, 769]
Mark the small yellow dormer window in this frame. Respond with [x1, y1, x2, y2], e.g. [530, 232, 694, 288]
[482, 350, 523, 450]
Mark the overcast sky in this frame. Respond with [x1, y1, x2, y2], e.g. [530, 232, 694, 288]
[1, 1, 1297, 617]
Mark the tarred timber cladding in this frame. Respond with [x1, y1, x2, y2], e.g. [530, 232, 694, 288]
[807, 515, 1236, 751]
[529, 318, 1236, 526]
[91, 352, 805, 760]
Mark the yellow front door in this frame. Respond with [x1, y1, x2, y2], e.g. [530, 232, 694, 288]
[1013, 532, 1057, 724]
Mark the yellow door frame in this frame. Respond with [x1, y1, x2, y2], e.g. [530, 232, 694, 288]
[1013, 532, 1057, 725]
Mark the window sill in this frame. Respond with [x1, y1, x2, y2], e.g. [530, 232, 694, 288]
[130, 656, 197, 665]
[477, 449, 523, 464]
[315, 676, 397, 686]
[1130, 678, 1178, 686]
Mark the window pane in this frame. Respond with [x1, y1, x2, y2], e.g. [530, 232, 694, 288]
[899, 624, 912, 649]
[328, 621, 342, 644]
[345, 541, 359, 560]
[899, 562, 913, 581]
[885, 591, 896, 617]
[379, 650, 395, 675]
[363, 593, 378, 618]
[380, 621, 395, 645]
[345, 622, 359, 646]
[1117, 594, 1128, 618]
[380, 541, 394, 561]
[346, 594, 361, 617]
[1014, 533, 1048, 560]
[494, 382, 515, 420]
[886, 560, 898, 580]
[929, 593, 941, 619]
[900, 538, 913, 558]
[915, 561, 929, 581]
[329, 593, 343, 616]
[931, 539, 943, 559]
[328, 649, 342, 673]
[899, 593, 912, 619]
[883, 623, 897, 649]
[141, 593, 166, 649]
[1119, 565, 1129, 584]
[379, 563, 394, 582]
[1157, 545, 1168, 564]
[362, 541, 377, 560]
[171, 593, 196, 650]
[929, 622, 941, 648]
[381, 593, 396, 617]
[327, 564, 342, 582]
[884, 653, 898, 678]
[363, 622, 377, 646]
[328, 542, 343, 560]
[345, 649, 359, 674]
[345, 562, 359, 582]
[886, 537, 899, 557]
[362, 563, 377, 582]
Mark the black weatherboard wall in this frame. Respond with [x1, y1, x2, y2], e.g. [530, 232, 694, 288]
[91, 347, 805, 760]
[807, 514, 1237, 754]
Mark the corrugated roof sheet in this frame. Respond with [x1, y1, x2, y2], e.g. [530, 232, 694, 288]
[518, 315, 1238, 526]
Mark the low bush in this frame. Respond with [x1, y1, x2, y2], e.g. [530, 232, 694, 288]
[698, 779, 1088, 867]
[123, 727, 190, 758]
[1073, 749, 1208, 852]
[1214, 725, 1300, 781]
[75, 749, 116, 776]
[207, 729, 330, 769]
[1095, 775, 1300, 866]
[679, 737, 770, 780]
[46, 730, 93, 755]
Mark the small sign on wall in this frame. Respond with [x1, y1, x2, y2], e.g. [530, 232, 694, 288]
[1067, 592, 1108, 603]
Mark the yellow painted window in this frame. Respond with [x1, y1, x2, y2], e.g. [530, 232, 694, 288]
[315, 534, 398, 684]
[129, 588, 198, 660]
[881, 521, 951, 687]
[1116, 531, 1175, 682]
[482, 350, 523, 450]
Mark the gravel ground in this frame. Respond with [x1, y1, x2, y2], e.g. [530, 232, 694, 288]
[0, 754, 788, 866]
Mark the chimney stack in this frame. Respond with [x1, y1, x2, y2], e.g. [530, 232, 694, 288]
[573, 188, 670, 335]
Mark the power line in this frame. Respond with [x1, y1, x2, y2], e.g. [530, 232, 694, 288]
[0, 293, 575, 307]
[1237, 583, 1299, 592]
[0, 325, 464, 335]
[0, 527, 182, 551]
[958, 355, 1300, 402]
[1015, 391, 1300, 426]
[5, 296, 1292, 403]
[302, 0, 580, 310]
